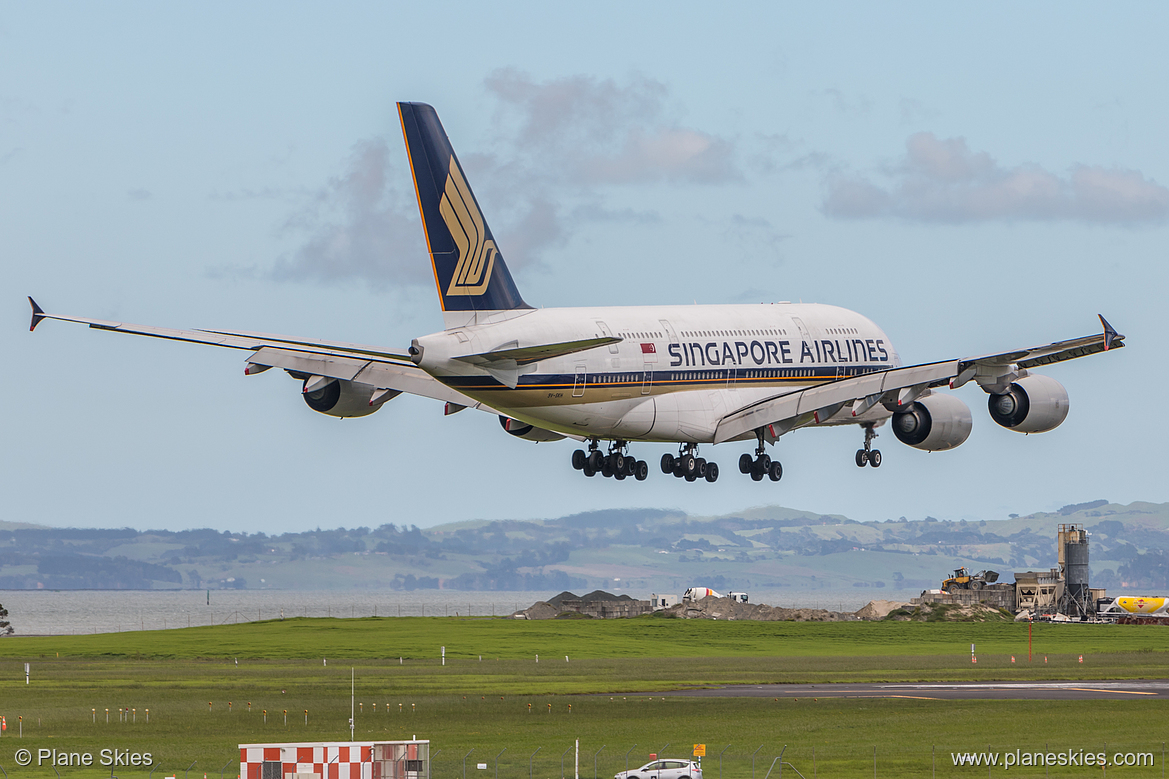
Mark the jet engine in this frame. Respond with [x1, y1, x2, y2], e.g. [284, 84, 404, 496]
[987, 374, 1069, 433]
[891, 393, 972, 451]
[499, 415, 566, 442]
[303, 379, 396, 418]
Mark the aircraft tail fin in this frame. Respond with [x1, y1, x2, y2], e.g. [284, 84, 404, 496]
[398, 102, 530, 324]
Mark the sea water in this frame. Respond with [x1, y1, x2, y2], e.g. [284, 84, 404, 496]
[0, 588, 921, 635]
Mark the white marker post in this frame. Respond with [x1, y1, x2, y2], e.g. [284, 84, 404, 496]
[25, 663, 30, 685]
[442, 646, 446, 667]
[575, 739, 579, 779]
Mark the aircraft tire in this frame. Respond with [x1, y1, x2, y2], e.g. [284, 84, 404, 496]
[855, 449, 868, 467]
[615, 471, 626, 481]
[750, 469, 764, 482]
[614, 453, 627, 472]
[696, 458, 707, 478]
[685, 472, 697, 482]
[705, 462, 719, 483]
[634, 460, 649, 481]
[660, 453, 675, 474]
[739, 453, 753, 474]
[587, 451, 604, 471]
[572, 449, 587, 470]
[868, 449, 882, 467]
[583, 463, 596, 477]
[768, 461, 783, 482]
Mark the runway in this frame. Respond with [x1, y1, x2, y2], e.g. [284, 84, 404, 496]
[659, 680, 1169, 700]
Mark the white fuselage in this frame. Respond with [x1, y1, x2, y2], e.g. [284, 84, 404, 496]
[413, 302, 900, 444]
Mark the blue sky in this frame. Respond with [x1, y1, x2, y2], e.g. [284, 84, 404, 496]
[4, 3, 1165, 532]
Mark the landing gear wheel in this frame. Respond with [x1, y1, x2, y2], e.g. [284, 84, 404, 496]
[759, 454, 772, 471]
[661, 453, 675, 474]
[696, 458, 707, 478]
[615, 471, 626, 481]
[613, 453, 627, 473]
[855, 449, 868, 468]
[685, 472, 697, 482]
[672, 461, 685, 478]
[705, 462, 719, 483]
[601, 457, 614, 478]
[750, 469, 764, 482]
[739, 453, 753, 474]
[768, 461, 783, 482]
[683, 454, 698, 478]
[583, 463, 596, 477]
[587, 451, 603, 471]
[634, 460, 649, 481]
[868, 449, 882, 467]
[572, 450, 587, 470]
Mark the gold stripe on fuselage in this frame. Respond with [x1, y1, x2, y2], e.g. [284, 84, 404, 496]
[438, 373, 835, 409]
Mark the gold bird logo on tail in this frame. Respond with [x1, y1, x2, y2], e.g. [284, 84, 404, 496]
[440, 157, 496, 296]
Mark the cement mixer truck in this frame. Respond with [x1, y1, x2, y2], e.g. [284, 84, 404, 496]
[1098, 596, 1169, 620]
[683, 587, 723, 602]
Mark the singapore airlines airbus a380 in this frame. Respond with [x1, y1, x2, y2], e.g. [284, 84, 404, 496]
[30, 103, 1125, 484]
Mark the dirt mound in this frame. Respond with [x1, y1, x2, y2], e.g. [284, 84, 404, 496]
[883, 602, 1014, 622]
[666, 596, 857, 622]
[855, 599, 912, 620]
[516, 590, 634, 619]
[516, 601, 560, 620]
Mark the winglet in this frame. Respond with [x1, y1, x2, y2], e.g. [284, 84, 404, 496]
[1099, 314, 1120, 351]
[28, 297, 46, 332]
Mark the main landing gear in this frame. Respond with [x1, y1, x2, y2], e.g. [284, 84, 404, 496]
[661, 443, 719, 483]
[855, 424, 882, 468]
[739, 429, 782, 482]
[571, 440, 649, 481]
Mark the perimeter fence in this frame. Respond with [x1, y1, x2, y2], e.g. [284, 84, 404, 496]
[427, 741, 1169, 779]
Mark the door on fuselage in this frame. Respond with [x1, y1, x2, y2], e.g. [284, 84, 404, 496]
[573, 364, 587, 398]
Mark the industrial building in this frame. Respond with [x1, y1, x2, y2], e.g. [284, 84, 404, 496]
[915, 523, 1109, 620]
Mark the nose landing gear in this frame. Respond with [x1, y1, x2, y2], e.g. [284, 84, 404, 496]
[855, 424, 881, 467]
[660, 443, 719, 483]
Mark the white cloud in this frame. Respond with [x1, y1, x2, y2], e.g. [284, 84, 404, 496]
[823, 132, 1169, 225]
[483, 69, 740, 187]
[271, 139, 426, 287]
[272, 72, 744, 288]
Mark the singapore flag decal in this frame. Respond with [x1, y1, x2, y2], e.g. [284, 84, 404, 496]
[641, 343, 656, 354]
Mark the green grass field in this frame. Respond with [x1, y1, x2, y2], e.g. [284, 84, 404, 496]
[1, 617, 1168, 778]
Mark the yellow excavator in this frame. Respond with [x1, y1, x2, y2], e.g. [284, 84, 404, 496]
[942, 567, 999, 593]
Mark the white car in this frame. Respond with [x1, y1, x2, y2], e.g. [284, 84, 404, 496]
[615, 760, 702, 779]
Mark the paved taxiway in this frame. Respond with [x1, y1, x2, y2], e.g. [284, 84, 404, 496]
[659, 680, 1169, 700]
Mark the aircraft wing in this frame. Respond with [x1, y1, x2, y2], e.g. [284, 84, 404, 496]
[714, 360, 958, 444]
[714, 315, 1124, 445]
[27, 297, 491, 411]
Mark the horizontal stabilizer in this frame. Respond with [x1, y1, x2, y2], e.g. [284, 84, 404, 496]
[456, 336, 622, 367]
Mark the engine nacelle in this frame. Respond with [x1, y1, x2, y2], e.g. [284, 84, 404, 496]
[987, 373, 1069, 433]
[303, 379, 393, 418]
[892, 393, 972, 451]
[499, 415, 566, 442]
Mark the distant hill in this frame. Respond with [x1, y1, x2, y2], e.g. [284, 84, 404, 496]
[2, 501, 1167, 592]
